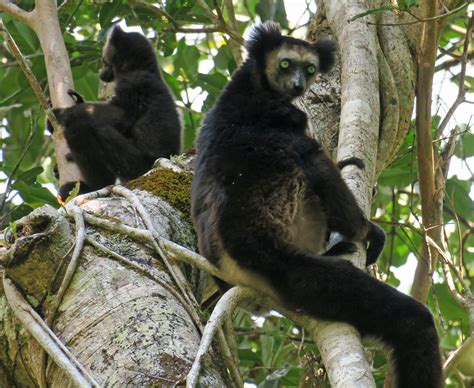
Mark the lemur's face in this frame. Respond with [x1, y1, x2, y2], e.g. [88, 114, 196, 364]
[265, 43, 320, 98]
[99, 31, 116, 83]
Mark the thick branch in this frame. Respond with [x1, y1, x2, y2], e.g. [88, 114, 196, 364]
[29, 0, 84, 188]
[411, 0, 443, 303]
[0, 1, 33, 25]
[305, 0, 382, 386]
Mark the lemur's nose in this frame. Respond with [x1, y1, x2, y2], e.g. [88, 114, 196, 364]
[292, 72, 305, 94]
[293, 82, 304, 94]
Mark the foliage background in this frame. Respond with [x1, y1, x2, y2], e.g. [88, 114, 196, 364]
[0, 0, 472, 386]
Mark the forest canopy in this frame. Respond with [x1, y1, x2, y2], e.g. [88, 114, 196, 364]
[0, 0, 473, 387]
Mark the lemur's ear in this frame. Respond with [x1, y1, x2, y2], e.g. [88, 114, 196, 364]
[108, 24, 126, 45]
[246, 21, 283, 62]
[313, 39, 337, 73]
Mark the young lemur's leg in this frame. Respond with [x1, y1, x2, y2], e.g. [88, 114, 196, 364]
[96, 124, 153, 180]
[60, 111, 151, 184]
[56, 107, 117, 191]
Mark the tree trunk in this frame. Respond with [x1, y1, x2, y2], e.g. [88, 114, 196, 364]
[296, 0, 417, 385]
[0, 183, 228, 386]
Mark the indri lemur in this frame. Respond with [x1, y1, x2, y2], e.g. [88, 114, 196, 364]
[49, 26, 181, 199]
[191, 22, 441, 387]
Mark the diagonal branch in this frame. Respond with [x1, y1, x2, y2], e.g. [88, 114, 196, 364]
[0, 0, 33, 26]
[186, 287, 255, 388]
[410, 0, 443, 303]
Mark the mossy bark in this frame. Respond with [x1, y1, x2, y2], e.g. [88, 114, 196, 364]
[0, 176, 227, 386]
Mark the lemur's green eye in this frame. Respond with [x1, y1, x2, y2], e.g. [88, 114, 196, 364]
[307, 65, 316, 74]
[280, 59, 290, 69]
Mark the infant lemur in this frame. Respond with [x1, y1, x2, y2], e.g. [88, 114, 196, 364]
[191, 22, 441, 387]
[49, 26, 181, 199]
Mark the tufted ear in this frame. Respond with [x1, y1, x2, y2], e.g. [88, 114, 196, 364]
[246, 21, 283, 62]
[313, 39, 336, 73]
[110, 24, 125, 40]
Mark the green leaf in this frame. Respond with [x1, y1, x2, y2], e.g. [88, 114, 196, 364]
[63, 181, 82, 204]
[214, 45, 233, 71]
[197, 72, 228, 92]
[159, 33, 178, 57]
[260, 335, 275, 367]
[99, 2, 123, 28]
[404, 0, 419, 8]
[397, 0, 407, 8]
[16, 166, 44, 185]
[10, 204, 34, 224]
[379, 151, 417, 186]
[445, 177, 472, 217]
[432, 283, 469, 335]
[455, 131, 474, 158]
[0, 103, 22, 119]
[12, 181, 59, 208]
[174, 38, 200, 80]
[6, 19, 39, 54]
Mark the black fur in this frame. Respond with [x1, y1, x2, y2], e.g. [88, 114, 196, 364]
[337, 156, 365, 170]
[191, 22, 441, 387]
[49, 26, 181, 199]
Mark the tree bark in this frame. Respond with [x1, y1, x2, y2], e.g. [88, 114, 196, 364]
[0, 187, 227, 386]
[299, 0, 417, 386]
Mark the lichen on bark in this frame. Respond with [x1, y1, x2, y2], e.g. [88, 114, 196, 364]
[0, 189, 227, 386]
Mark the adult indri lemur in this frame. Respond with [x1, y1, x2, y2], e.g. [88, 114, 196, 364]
[191, 22, 441, 387]
[49, 26, 181, 199]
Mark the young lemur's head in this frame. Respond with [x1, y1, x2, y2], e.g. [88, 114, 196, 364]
[100, 26, 158, 82]
[246, 22, 336, 98]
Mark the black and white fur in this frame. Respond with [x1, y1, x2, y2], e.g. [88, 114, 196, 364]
[191, 22, 441, 387]
[49, 26, 181, 199]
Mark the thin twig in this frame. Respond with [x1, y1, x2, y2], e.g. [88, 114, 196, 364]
[426, 236, 471, 306]
[444, 334, 474, 376]
[195, 0, 244, 46]
[365, 1, 469, 26]
[163, 26, 222, 33]
[222, 0, 242, 63]
[186, 287, 255, 388]
[215, 327, 243, 387]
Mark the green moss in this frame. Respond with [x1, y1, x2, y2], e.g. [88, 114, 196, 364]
[127, 169, 193, 223]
